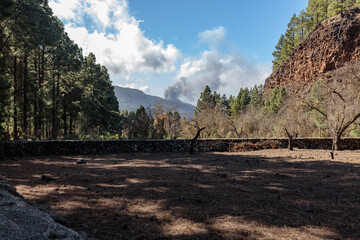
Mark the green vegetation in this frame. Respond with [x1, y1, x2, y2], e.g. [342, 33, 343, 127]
[0, 0, 120, 140]
[262, 86, 286, 115]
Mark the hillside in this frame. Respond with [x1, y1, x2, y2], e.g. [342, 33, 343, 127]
[264, 7, 360, 94]
[114, 86, 195, 118]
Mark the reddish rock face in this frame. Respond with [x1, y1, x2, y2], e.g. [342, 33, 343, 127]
[264, 7, 360, 94]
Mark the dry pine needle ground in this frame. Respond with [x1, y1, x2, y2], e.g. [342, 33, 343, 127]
[1, 149, 360, 240]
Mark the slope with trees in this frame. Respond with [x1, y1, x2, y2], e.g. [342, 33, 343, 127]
[271, 0, 360, 70]
[0, 0, 121, 140]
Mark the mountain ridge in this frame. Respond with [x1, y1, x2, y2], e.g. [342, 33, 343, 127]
[113, 86, 195, 118]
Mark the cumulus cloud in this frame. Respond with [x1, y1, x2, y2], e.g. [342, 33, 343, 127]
[49, 0, 180, 89]
[49, 1, 270, 100]
[164, 27, 271, 103]
[49, 0, 80, 20]
[199, 26, 226, 49]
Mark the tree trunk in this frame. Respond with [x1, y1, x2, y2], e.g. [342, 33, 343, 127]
[69, 113, 73, 135]
[51, 69, 57, 139]
[37, 47, 45, 139]
[23, 54, 28, 136]
[333, 134, 342, 151]
[190, 127, 205, 154]
[63, 105, 67, 137]
[55, 73, 60, 137]
[284, 128, 295, 151]
[288, 136, 293, 151]
[34, 55, 38, 138]
[13, 56, 18, 140]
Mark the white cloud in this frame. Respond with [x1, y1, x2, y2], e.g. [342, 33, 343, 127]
[165, 27, 271, 103]
[116, 83, 149, 93]
[49, 0, 181, 83]
[199, 26, 226, 49]
[49, 1, 269, 102]
[49, 0, 80, 20]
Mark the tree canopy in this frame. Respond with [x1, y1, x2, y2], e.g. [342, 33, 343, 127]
[0, 0, 121, 140]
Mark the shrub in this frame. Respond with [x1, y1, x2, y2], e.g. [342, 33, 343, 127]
[229, 140, 282, 152]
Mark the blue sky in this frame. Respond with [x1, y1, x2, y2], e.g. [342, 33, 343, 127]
[49, 0, 308, 104]
[129, 1, 307, 62]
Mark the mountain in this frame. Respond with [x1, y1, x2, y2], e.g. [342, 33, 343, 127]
[113, 86, 195, 118]
[264, 7, 360, 95]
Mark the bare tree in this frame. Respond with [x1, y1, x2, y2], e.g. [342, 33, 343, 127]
[277, 99, 312, 150]
[302, 61, 360, 151]
[151, 103, 182, 139]
[239, 107, 261, 137]
[193, 102, 232, 138]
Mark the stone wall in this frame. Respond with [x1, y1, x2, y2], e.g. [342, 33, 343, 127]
[1, 138, 360, 158]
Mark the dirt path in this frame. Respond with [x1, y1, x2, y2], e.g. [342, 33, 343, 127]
[1, 149, 360, 239]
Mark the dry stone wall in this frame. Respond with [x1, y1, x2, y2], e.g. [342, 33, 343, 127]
[1, 138, 360, 157]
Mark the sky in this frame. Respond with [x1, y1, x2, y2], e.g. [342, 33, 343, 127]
[49, 0, 308, 104]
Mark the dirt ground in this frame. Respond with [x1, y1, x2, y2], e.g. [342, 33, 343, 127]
[1, 149, 360, 240]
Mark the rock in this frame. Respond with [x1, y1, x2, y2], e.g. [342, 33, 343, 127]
[0, 176, 89, 239]
[0, 201, 84, 240]
[195, 199, 203, 204]
[36, 204, 70, 227]
[77, 231, 89, 238]
[122, 223, 128, 230]
[0, 176, 18, 196]
[149, 215, 157, 221]
[41, 175, 56, 182]
[76, 159, 87, 164]
[217, 173, 227, 178]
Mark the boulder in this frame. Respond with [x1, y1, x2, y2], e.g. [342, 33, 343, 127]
[0, 175, 90, 240]
[76, 159, 87, 164]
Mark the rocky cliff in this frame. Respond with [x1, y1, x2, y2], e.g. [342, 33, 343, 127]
[264, 7, 360, 94]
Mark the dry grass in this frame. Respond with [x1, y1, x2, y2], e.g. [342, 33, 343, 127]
[1, 149, 360, 239]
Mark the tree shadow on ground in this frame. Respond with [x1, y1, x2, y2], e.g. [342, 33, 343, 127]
[1, 151, 359, 239]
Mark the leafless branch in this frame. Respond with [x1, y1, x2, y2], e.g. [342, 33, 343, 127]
[301, 100, 328, 119]
[328, 89, 345, 102]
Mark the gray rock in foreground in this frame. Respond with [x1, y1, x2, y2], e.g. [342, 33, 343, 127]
[0, 176, 92, 240]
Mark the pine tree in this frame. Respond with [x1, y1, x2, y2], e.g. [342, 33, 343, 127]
[80, 53, 121, 135]
[231, 88, 251, 116]
[281, 14, 299, 63]
[262, 86, 286, 115]
[0, 0, 122, 140]
[272, 35, 285, 70]
[132, 105, 151, 139]
[195, 85, 215, 114]
[0, 0, 14, 138]
[249, 84, 263, 107]
[218, 94, 230, 111]
[296, 10, 311, 42]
